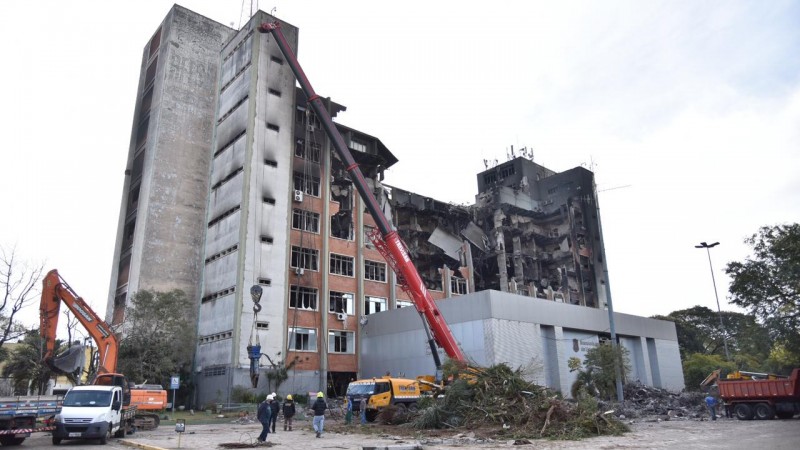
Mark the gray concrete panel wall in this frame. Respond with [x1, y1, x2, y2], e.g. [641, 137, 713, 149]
[486, 319, 545, 385]
[360, 290, 684, 394]
[652, 339, 684, 391]
[234, 16, 298, 369]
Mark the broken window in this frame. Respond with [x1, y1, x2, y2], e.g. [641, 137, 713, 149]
[288, 327, 317, 351]
[349, 139, 367, 153]
[329, 291, 354, 314]
[289, 285, 318, 310]
[293, 172, 320, 197]
[364, 260, 387, 282]
[451, 277, 467, 295]
[363, 226, 376, 248]
[330, 210, 353, 240]
[364, 296, 387, 315]
[498, 164, 515, 179]
[292, 209, 320, 233]
[294, 139, 321, 163]
[484, 173, 497, 184]
[290, 246, 318, 271]
[328, 330, 354, 354]
[396, 300, 412, 309]
[330, 253, 354, 277]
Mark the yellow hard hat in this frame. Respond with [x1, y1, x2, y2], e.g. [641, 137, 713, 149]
[286, 394, 293, 400]
[317, 391, 324, 398]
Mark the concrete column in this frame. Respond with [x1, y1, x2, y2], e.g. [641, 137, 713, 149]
[512, 236, 524, 284]
[553, 326, 572, 395]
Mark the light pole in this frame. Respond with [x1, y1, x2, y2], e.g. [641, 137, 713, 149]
[695, 242, 731, 360]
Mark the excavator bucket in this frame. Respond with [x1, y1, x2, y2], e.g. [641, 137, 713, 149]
[48, 344, 85, 374]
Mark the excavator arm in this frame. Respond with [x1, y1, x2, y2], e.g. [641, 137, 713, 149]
[257, 21, 466, 369]
[40, 269, 119, 375]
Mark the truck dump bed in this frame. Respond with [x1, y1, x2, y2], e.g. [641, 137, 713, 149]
[719, 368, 800, 401]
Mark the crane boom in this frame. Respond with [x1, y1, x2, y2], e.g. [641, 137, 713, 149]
[40, 269, 119, 375]
[257, 21, 466, 366]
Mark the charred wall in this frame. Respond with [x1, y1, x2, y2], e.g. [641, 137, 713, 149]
[390, 157, 603, 308]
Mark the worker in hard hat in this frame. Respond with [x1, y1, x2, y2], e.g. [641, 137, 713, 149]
[268, 393, 280, 433]
[282, 394, 296, 431]
[311, 391, 327, 438]
[256, 394, 272, 443]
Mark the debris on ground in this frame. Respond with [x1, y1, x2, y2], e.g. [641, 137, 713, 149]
[601, 382, 706, 421]
[395, 363, 629, 440]
[219, 442, 276, 448]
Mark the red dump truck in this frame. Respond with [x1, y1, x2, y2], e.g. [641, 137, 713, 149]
[720, 368, 800, 420]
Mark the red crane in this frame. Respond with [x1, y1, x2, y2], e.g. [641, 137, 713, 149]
[257, 21, 466, 370]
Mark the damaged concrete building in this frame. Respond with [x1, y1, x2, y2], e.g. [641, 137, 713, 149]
[108, 5, 682, 407]
[390, 156, 605, 308]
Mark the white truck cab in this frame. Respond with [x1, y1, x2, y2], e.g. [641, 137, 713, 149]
[51, 385, 126, 445]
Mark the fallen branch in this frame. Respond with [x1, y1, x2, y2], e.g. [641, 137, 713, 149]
[540, 404, 556, 436]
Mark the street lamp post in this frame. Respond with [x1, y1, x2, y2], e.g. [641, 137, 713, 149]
[695, 242, 731, 360]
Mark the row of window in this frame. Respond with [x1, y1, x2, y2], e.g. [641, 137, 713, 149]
[290, 287, 412, 315]
[288, 327, 355, 354]
[291, 246, 387, 282]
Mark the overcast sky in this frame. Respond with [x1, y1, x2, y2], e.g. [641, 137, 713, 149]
[1, 1, 798, 335]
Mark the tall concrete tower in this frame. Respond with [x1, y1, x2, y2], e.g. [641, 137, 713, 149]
[107, 6, 233, 326]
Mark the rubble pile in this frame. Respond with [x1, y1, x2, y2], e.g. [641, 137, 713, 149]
[604, 382, 706, 420]
[407, 363, 628, 440]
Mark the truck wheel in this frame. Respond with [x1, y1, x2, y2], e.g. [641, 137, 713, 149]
[52, 436, 62, 445]
[754, 403, 775, 420]
[408, 403, 419, 413]
[0, 436, 25, 446]
[734, 403, 754, 420]
[99, 424, 112, 444]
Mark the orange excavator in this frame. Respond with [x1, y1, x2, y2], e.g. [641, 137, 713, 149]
[39, 269, 164, 429]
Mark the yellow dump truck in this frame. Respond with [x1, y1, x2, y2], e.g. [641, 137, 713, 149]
[345, 377, 421, 422]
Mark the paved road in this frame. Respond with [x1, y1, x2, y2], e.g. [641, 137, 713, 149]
[15, 416, 800, 449]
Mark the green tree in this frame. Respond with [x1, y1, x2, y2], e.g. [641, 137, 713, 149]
[682, 353, 736, 391]
[570, 343, 630, 400]
[725, 223, 800, 369]
[117, 290, 194, 389]
[654, 307, 771, 363]
[1, 331, 59, 395]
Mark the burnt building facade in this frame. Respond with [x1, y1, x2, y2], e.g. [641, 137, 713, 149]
[389, 156, 606, 310]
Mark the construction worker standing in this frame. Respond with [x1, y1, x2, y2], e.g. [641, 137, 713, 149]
[282, 395, 296, 431]
[311, 391, 327, 438]
[256, 395, 272, 443]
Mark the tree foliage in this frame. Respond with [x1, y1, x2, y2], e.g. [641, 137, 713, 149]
[682, 353, 736, 391]
[117, 289, 194, 387]
[570, 343, 630, 400]
[653, 306, 771, 362]
[725, 223, 800, 365]
[1, 331, 57, 395]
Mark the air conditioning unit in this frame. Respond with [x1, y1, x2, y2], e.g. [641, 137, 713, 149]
[293, 190, 304, 202]
[336, 312, 347, 321]
[295, 267, 304, 276]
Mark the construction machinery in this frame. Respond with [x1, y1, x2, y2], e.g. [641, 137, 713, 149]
[700, 368, 800, 420]
[345, 376, 421, 422]
[39, 269, 163, 430]
[720, 368, 800, 420]
[255, 21, 467, 381]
